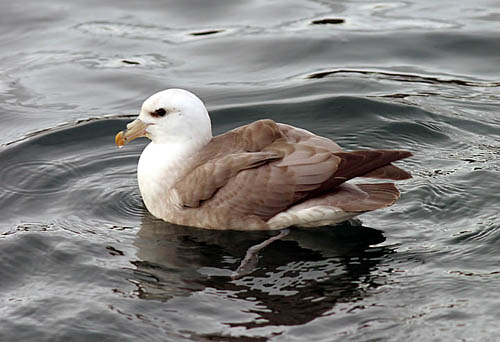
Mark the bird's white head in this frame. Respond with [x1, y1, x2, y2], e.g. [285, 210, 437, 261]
[115, 88, 212, 147]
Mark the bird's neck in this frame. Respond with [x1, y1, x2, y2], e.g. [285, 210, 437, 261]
[139, 138, 207, 179]
[138, 137, 209, 188]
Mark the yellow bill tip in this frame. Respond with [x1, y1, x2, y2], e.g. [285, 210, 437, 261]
[115, 131, 126, 147]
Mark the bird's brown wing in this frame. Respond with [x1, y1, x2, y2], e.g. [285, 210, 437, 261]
[173, 119, 411, 221]
[173, 120, 284, 208]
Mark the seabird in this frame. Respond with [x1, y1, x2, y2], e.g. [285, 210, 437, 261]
[115, 89, 411, 231]
[115, 89, 412, 277]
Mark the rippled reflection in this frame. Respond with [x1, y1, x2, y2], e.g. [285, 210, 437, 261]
[129, 213, 392, 329]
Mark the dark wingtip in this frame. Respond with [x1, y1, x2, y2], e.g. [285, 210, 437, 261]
[397, 150, 413, 159]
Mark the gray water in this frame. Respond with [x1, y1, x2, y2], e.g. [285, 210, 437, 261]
[1, 1, 499, 341]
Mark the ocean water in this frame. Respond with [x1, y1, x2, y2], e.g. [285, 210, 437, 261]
[1, 0, 499, 341]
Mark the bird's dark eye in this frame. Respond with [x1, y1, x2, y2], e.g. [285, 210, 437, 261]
[152, 108, 167, 117]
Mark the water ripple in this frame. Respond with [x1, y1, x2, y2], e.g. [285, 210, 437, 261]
[0, 117, 146, 226]
[0, 159, 81, 196]
[75, 21, 234, 44]
[306, 69, 500, 88]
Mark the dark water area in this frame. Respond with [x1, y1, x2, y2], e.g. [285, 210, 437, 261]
[1, 1, 499, 341]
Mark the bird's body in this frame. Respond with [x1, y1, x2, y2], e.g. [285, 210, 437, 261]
[116, 89, 412, 231]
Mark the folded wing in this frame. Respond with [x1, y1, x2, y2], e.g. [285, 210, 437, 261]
[173, 119, 412, 222]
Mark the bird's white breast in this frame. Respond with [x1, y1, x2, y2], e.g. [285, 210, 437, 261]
[137, 141, 193, 218]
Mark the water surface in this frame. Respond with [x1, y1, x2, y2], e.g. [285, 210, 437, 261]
[1, 1, 499, 341]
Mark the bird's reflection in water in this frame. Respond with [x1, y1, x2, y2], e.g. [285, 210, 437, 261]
[130, 212, 394, 328]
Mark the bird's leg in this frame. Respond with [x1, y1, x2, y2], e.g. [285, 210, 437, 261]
[231, 228, 290, 280]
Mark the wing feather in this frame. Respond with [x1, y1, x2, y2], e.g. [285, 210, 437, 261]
[172, 119, 412, 223]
